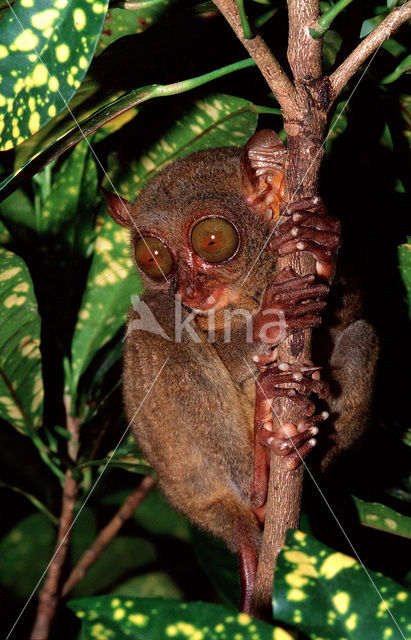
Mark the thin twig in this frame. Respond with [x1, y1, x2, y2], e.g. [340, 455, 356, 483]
[61, 476, 156, 597]
[213, 0, 298, 115]
[329, 1, 411, 100]
[30, 396, 80, 640]
[30, 470, 78, 640]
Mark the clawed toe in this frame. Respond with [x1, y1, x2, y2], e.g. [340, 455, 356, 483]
[256, 421, 319, 469]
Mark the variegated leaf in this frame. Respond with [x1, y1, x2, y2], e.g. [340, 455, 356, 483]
[0, 248, 43, 434]
[69, 206, 141, 396]
[0, 0, 109, 150]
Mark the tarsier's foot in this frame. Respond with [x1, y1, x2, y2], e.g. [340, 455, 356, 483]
[257, 361, 329, 400]
[254, 362, 329, 470]
[256, 421, 321, 470]
[253, 267, 330, 346]
[270, 196, 341, 280]
[251, 413, 328, 511]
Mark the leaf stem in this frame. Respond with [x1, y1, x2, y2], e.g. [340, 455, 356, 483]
[309, 0, 355, 38]
[235, 0, 254, 38]
[32, 434, 65, 481]
[150, 58, 256, 97]
[381, 53, 411, 84]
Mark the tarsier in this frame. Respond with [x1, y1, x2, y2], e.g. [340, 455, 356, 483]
[105, 130, 378, 612]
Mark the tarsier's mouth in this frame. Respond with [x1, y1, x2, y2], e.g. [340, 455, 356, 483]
[179, 285, 231, 314]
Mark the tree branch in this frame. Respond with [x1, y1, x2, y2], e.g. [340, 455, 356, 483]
[212, 0, 298, 115]
[287, 0, 322, 84]
[252, 0, 326, 617]
[61, 476, 156, 597]
[329, 1, 411, 100]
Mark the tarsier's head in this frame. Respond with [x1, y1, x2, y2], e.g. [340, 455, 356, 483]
[105, 130, 286, 314]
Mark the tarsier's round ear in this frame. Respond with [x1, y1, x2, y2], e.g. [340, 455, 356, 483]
[101, 188, 135, 229]
[241, 129, 286, 221]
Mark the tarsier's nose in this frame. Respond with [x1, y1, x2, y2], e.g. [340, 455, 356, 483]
[173, 269, 220, 310]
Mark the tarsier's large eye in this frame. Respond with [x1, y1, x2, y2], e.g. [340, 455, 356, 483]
[134, 237, 174, 279]
[191, 218, 239, 263]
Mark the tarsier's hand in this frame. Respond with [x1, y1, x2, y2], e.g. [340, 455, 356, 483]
[252, 196, 339, 483]
[253, 266, 329, 349]
[269, 196, 341, 280]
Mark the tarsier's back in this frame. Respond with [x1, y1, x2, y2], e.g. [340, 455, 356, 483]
[105, 130, 378, 612]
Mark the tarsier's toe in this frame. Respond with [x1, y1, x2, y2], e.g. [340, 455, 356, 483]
[257, 422, 319, 468]
[283, 438, 318, 470]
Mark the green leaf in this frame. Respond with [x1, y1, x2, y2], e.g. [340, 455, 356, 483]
[325, 100, 348, 154]
[0, 0, 109, 150]
[0, 512, 54, 599]
[0, 59, 255, 202]
[0, 481, 57, 524]
[382, 54, 411, 85]
[360, 15, 384, 39]
[81, 454, 154, 476]
[131, 486, 190, 541]
[69, 205, 142, 398]
[402, 426, 411, 448]
[0, 248, 43, 434]
[353, 496, 411, 538]
[76, 336, 123, 424]
[381, 38, 407, 57]
[322, 29, 342, 69]
[111, 572, 184, 600]
[70, 537, 156, 597]
[398, 239, 411, 317]
[0, 218, 12, 245]
[191, 527, 240, 609]
[274, 529, 411, 639]
[0, 187, 35, 231]
[69, 597, 288, 639]
[38, 139, 98, 251]
[107, 93, 258, 199]
[96, 3, 174, 54]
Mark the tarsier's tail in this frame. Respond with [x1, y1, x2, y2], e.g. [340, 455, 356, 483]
[182, 490, 262, 613]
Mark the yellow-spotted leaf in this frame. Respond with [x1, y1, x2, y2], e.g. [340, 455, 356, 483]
[69, 206, 141, 397]
[274, 529, 410, 639]
[353, 496, 411, 539]
[0, 0, 109, 151]
[107, 93, 258, 200]
[0, 248, 43, 434]
[68, 597, 291, 639]
[38, 138, 98, 253]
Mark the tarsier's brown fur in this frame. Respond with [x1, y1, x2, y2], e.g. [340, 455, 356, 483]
[106, 132, 378, 611]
